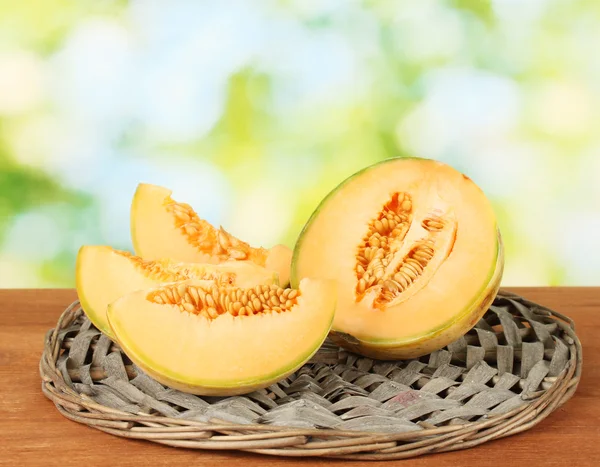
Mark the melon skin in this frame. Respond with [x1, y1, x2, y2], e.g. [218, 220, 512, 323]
[130, 183, 293, 285]
[107, 279, 336, 396]
[76, 245, 278, 339]
[291, 157, 504, 360]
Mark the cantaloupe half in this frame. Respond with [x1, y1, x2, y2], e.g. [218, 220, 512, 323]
[130, 183, 293, 285]
[76, 245, 278, 339]
[107, 278, 336, 396]
[292, 157, 504, 360]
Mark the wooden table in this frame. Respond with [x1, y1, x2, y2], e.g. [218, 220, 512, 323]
[1, 288, 598, 466]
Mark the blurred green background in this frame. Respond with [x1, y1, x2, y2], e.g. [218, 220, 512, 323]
[1, 0, 599, 287]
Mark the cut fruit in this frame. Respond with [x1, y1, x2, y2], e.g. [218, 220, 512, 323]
[130, 183, 293, 285]
[292, 157, 504, 360]
[107, 278, 336, 396]
[76, 245, 278, 339]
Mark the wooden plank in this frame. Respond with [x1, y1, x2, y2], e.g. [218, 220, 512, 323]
[1, 288, 599, 466]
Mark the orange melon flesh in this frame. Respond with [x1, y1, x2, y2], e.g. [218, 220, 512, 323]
[292, 158, 503, 359]
[107, 278, 336, 396]
[76, 245, 278, 339]
[130, 183, 293, 285]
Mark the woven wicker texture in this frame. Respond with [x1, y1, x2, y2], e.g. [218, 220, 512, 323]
[40, 290, 581, 460]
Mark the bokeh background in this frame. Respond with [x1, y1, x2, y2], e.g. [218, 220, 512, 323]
[1, 0, 599, 287]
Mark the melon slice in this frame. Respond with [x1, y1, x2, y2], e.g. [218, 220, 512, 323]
[131, 183, 293, 285]
[107, 278, 336, 396]
[292, 157, 504, 360]
[76, 245, 278, 339]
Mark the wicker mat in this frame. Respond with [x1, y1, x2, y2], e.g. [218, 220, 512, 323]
[40, 290, 581, 460]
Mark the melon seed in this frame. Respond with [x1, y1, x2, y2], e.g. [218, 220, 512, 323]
[229, 249, 247, 260]
[218, 230, 231, 249]
[176, 212, 191, 223]
[206, 307, 218, 318]
[184, 225, 197, 236]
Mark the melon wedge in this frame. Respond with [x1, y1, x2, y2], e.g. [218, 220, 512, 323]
[76, 245, 278, 339]
[131, 183, 293, 285]
[107, 278, 336, 396]
[292, 157, 504, 360]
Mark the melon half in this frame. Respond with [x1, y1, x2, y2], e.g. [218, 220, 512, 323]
[76, 245, 278, 338]
[131, 183, 293, 285]
[107, 279, 336, 396]
[292, 157, 504, 359]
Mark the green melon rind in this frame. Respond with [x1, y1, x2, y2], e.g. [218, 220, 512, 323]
[107, 299, 336, 396]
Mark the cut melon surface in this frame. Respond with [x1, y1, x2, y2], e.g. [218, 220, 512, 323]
[107, 278, 336, 395]
[292, 157, 503, 359]
[76, 245, 278, 338]
[131, 183, 293, 285]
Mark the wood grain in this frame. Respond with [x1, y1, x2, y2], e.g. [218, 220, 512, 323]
[1, 288, 598, 466]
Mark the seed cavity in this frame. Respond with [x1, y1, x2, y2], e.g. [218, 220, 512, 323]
[147, 283, 300, 319]
[164, 197, 268, 264]
[355, 192, 413, 297]
[114, 250, 237, 285]
[354, 193, 455, 307]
